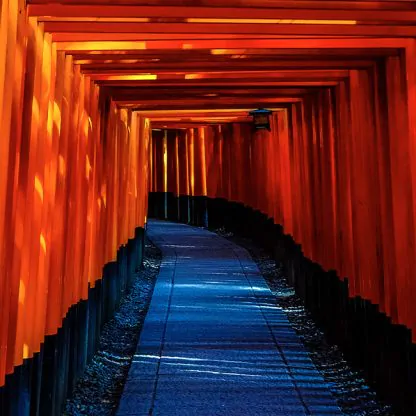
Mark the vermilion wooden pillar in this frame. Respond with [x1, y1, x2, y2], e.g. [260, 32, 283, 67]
[316, 89, 337, 272]
[228, 124, 242, 204]
[177, 130, 189, 197]
[333, 80, 356, 293]
[371, 60, 396, 318]
[167, 130, 178, 196]
[299, 96, 319, 263]
[155, 131, 165, 194]
[276, 110, 293, 237]
[204, 126, 215, 198]
[385, 53, 415, 329]
[288, 102, 311, 256]
[239, 123, 253, 211]
[221, 125, 232, 202]
[187, 129, 195, 198]
[249, 126, 263, 212]
[193, 128, 207, 198]
[404, 41, 416, 337]
[348, 69, 382, 303]
[206, 125, 223, 199]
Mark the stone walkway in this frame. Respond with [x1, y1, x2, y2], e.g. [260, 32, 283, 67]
[116, 220, 342, 416]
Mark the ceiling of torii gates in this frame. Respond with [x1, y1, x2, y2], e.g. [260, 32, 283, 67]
[27, 0, 416, 128]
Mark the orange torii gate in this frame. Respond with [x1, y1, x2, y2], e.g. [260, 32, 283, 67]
[2, 0, 416, 414]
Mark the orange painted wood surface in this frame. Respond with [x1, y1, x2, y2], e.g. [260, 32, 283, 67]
[4, 0, 416, 387]
[0, 4, 150, 387]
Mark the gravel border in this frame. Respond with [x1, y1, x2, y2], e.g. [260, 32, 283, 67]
[63, 238, 161, 416]
[216, 228, 395, 416]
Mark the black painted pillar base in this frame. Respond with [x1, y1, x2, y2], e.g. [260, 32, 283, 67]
[0, 227, 145, 416]
[148, 192, 166, 219]
[191, 196, 208, 228]
[178, 195, 190, 224]
[166, 192, 179, 222]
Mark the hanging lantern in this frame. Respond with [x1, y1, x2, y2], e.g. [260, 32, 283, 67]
[249, 108, 272, 132]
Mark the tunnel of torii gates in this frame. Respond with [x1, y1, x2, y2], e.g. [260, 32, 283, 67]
[3, 0, 416, 414]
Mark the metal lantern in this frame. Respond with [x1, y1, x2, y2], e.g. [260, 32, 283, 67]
[249, 108, 272, 132]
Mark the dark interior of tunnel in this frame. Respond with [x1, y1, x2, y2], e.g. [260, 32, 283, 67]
[2, 1, 416, 415]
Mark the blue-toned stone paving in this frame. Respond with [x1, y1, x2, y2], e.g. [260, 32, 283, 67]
[117, 220, 342, 416]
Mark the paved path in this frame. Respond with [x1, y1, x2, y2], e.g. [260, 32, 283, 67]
[117, 220, 342, 416]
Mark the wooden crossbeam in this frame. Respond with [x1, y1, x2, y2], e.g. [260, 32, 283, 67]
[99, 82, 339, 89]
[55, 38, 407, 52]
[107, 88, 310, 99]
[69, 49, 397, 59]
[42, 22, 416, 37]
[28, 4, 416, 22]
[53, 33, 354, 42]
[78, 58, 372, 67]
[76, 61, 374, 72]
[88, 69, 348, 80]
[115, 98, 301, 108]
